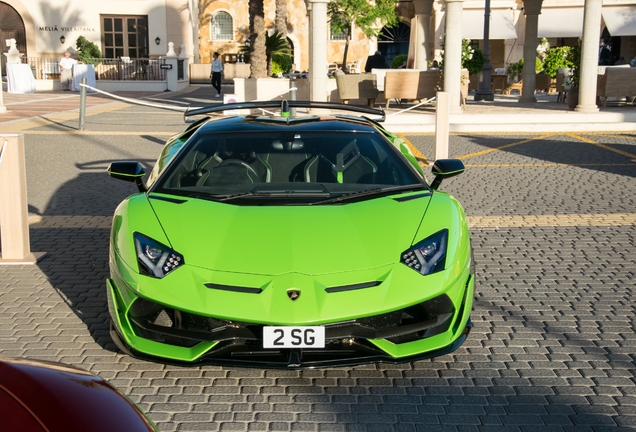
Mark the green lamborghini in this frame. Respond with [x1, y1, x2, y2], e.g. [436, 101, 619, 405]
[107, 101, 473, 368]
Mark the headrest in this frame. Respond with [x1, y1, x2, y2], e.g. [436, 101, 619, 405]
[271, 139, 304, 151]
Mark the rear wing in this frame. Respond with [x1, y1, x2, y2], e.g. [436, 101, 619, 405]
[184, 100, 386, 123]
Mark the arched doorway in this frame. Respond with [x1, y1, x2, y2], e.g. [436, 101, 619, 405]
[0, 2, 27, 76]
[378, 22, 410, 67]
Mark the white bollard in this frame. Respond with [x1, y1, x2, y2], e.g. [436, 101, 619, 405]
[435, 91, 450, 160]
[0, 134, 44, 264]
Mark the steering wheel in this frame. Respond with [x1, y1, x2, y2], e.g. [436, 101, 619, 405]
[218, 159, 262, 181]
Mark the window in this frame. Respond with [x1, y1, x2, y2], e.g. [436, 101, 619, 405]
[102, 15, 148, 59]
[330, 24, 350, 41]
[211, 12, 233, 41]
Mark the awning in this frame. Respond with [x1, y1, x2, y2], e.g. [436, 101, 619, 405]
[602, 6, 636, 36]
[538, 8, 584, 38]
[461, 9, 518, 40]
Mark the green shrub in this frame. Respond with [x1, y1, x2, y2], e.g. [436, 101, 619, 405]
[391, 54, 408, 69]
[75, 36, 102, 65]
[272, 53, 293, 75]
[542, 46, 574, 78]
[463, 46, 487, 76]
[506, 56, 543, 78]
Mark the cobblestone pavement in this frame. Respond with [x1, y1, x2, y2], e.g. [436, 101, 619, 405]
[1, 95, 635, 431]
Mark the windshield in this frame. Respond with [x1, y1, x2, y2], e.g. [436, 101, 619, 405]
[152, 130, 425, 204]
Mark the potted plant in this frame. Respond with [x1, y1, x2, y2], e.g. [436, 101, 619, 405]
[542, 46, 574, 79]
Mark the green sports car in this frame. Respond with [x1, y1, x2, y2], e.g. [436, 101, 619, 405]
[107, 101, 473, 368]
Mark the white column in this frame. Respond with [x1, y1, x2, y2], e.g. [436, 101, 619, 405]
[575, 0, 602, 113]
[165, 42, 179, 92]
[520, 0, 542, 103]
[443, 0, 464, 113]
[308, 0, 329, 102]
[413, 0, 435, 70]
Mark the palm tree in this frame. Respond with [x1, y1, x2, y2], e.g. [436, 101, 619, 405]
[275, 0, 287, 36]
[266, 32, 292, 76]
[328, 0, 399, 73]
[248, 0, 267, 78]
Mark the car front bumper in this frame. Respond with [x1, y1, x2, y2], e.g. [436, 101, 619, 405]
[107, 266, 474, 368]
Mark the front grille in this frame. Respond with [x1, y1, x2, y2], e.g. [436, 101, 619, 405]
[127, 294, 456, 358]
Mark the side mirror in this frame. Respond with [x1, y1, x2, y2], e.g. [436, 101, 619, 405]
[430, 159, 464, 190]
[107, 161, 147, 192]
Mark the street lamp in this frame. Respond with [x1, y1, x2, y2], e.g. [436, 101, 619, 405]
[474, 0, 494, 101]
[155, 37, 161, 45]
[60, 35, 65, 44]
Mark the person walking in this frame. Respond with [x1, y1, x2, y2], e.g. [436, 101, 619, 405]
[59, 51, 78, 91]
[210, 52, 224, 98]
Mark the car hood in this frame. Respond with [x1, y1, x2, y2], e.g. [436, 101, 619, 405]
[149, 194, 431, 275]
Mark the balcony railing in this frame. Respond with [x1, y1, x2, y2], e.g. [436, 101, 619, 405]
[22, 57, 168, 81]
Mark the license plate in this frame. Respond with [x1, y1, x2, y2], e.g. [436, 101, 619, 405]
[263, 326, 325, 348]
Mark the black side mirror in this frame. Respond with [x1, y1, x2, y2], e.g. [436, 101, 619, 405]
[430, 159, 465, 190]
[107, 161, 147, 192]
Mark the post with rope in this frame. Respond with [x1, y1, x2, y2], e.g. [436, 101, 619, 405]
[79, 77, 87, 130]
[289, 78, 297, 118]
[0, 134, 45, 264]
[435, 92, 450, 160]
[0, 59, 6, 114]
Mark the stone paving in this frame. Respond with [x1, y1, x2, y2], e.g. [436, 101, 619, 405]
[0, 89, 635, 431]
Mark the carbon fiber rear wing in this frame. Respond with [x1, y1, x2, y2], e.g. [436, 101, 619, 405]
[184, 100, 386, 123]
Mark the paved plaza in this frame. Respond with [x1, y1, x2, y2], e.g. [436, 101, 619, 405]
[0, 88, 635, 431]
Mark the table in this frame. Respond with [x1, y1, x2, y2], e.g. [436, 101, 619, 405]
[6, 63, 36, 94]
[71, 64, 96, 92]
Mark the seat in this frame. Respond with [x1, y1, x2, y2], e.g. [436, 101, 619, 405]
[304, 141, 377, 184]
[535, 74, 552, 93]
[259, 138, 310, 183]
[327, 62, 339, 76]
[196, 142, 270, 186]
[505, 79, 522, 95]
[346, 60, 360, 74]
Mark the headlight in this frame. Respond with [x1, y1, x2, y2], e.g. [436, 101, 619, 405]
[401, 229, 448, 275]
[134, 233, 184, 278]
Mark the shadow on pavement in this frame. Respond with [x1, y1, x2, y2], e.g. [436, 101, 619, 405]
[30, 160, 155, 352]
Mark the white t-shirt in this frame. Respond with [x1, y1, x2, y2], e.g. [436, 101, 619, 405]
[212, 58, 223, 73]
[59, 57, 77, 70]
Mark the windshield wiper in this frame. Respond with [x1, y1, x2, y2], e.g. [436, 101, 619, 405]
[216, 190, 330, 202]
[311, 185, 427, 205]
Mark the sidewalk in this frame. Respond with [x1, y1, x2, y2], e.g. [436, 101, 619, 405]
[1, 85, 635, 133]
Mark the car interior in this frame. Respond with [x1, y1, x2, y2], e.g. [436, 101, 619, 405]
[162, 131, 417, 191]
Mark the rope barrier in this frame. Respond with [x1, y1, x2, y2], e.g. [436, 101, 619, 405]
[387, 97, 436, 116]
[79, 84, 195, 112]
[79, 83, 301, 114]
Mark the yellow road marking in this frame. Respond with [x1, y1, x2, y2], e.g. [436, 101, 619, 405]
[469, 213, 636, 228]
[28, 213, 636, 230]
[566, 133, 636, 159]
[457, 133, 560, 160]
[398, 133, 430, 166]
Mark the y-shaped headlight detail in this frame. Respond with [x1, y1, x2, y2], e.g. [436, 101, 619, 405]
[401, 229, 448, 275]
[134, 232, 184, 278]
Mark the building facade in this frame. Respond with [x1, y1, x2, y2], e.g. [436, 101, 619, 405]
[200, 0, 636, 73]
[1, 0, 198, 73]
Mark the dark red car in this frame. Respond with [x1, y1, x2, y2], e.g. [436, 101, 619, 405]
[0, 355, 156, 432]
